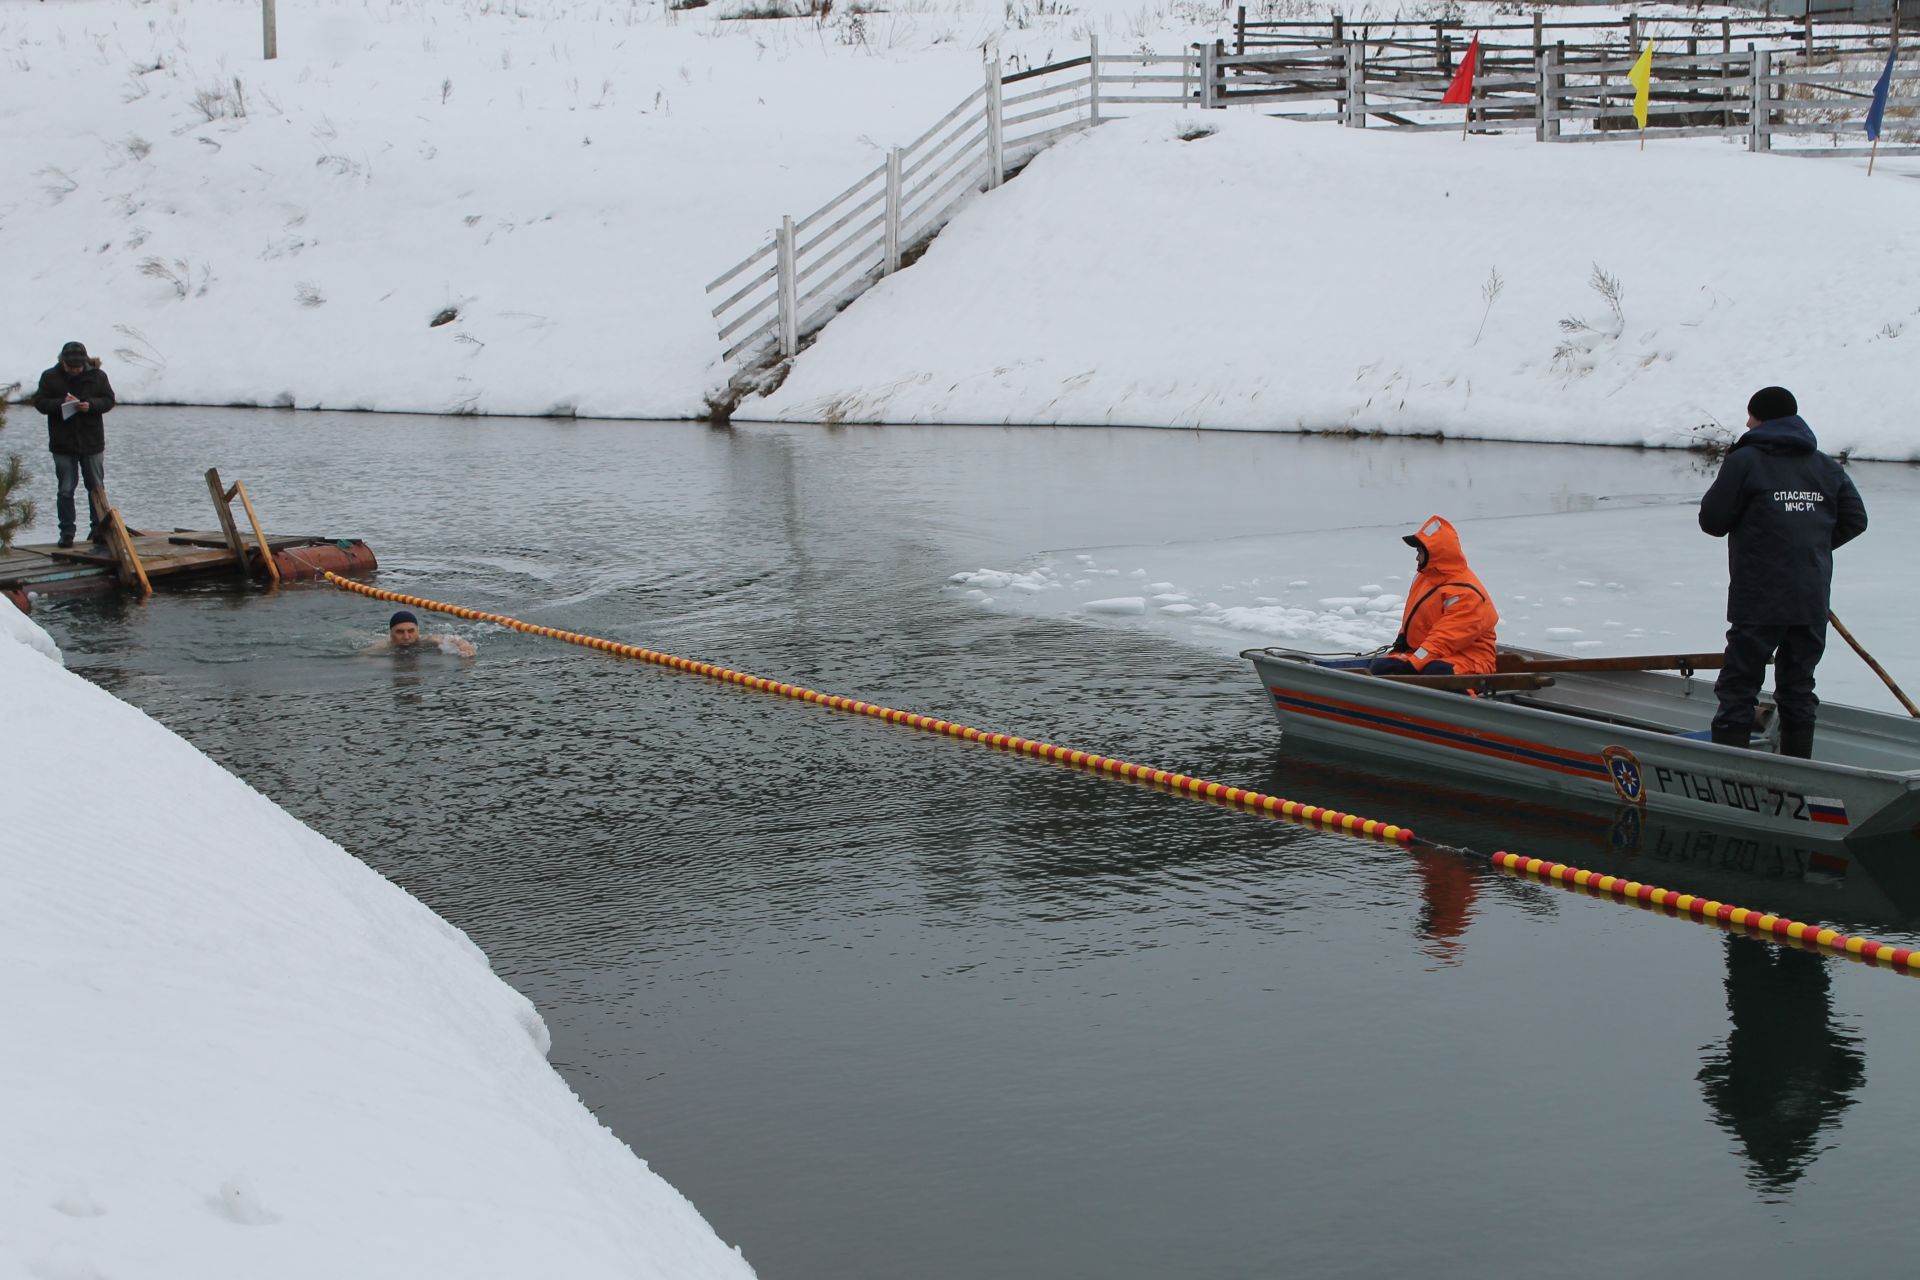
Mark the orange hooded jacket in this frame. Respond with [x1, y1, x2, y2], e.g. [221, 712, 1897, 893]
[1390, 515, 1499, 675]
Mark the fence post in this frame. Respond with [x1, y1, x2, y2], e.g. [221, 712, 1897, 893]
[263, 0, 277, 59]
[1202, 39, 1218, 109]
[1349, 41, 1368, 127]
[1089, 35, 1102, 125]
[1235, 5, 1246, 57]
[1183, 46, 1195, 104]
[776, 216, 797, 358]
[1535, 51, 1548, 141]
[1754, 46, 1772, 152]
[883, 149, 901, 275]
[984, 49, 1004, 187]
[1214, 39, 1226, 107]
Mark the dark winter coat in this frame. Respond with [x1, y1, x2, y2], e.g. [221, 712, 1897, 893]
[31, 361, 116, 455]
[1698, 415, 1867, 626]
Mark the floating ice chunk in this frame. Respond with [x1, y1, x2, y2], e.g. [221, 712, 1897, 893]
[1071, 579, 1091, 588]
[1605, 582, 1625, 590]
[1074, 554, 1095, 564]
[1128, 569, 1148, 578]
[1146, 582, 1176, 592]
[1365, 594, 1399, 611]
[1319, 597, 1371, 608]
[950, 569, 1013, 588]
[1359, 584, 1383, 593]
[962, 589, 988, 601]
[1255, 596, 1279, 605]
[1150, 593, 1189, 604]
[1010, 581, 1046, 593]
[1085, 597, 1147, 615]
[1571, 640, 1606, 650]
[1158, 603, 1199, 616]
[1289, 580, 1310, 587]
[1603, 620, 1623, 629]
[1577, 580, 1597, 587]
[1546, 627, 1584, 638]
[1560, 597, 1578, 606]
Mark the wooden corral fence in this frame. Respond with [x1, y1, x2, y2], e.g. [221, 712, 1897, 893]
[704, 42, 1198, 372]
[707, 18, 1916, 382]
[1216, 10, 1919, 155]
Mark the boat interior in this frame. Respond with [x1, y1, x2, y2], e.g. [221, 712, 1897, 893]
[1276, 649, 1920, 775]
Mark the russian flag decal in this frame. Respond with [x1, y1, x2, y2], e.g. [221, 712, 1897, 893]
[1806, 796, 1850, 826]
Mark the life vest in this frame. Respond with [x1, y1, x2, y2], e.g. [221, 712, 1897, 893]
[1390, 515, 1499, 676]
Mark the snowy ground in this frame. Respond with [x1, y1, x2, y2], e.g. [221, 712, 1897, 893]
[947, 474, 1920, 718]
[756, 111, 1920, 458]
[0, 602, 756, 1280]
[9, 0, 1913, 452]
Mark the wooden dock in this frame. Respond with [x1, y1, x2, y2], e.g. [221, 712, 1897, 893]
[1, 468, 375, 599]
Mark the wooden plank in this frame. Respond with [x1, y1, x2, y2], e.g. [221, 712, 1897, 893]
[232, 480, 280, 585]
[205, 467, 251, 582]
[1372, 672, 1557, 691]
[1495, 652, 1725, 674]
[104, 507, 152, 596]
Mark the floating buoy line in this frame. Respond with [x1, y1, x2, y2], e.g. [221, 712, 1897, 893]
[324, 573, 1918, 978]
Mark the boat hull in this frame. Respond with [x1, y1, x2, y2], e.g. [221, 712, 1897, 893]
[1245, 648, 1920, 844]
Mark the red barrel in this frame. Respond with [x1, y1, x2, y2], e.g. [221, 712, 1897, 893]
[274, 541, 378, 581]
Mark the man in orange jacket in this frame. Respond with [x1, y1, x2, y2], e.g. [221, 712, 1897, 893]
[1367, 515, 1499, 677]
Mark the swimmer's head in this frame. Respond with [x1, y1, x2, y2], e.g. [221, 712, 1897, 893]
[388, 610, 420, 647]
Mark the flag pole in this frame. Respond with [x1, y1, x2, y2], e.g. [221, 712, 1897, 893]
[1868, 135, 1880, 176]
[1461, 43, 1474, 140]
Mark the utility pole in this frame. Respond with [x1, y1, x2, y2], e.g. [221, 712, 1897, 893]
[263, 0, 278, 60]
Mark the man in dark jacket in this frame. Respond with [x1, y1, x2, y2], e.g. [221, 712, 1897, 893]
[1699, 386, 1867, 757]
[31, 340, 116, 550]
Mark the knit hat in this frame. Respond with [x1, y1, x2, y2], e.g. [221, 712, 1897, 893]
[388, 610, 418, 629]
[1747, 386, 1797, 423]
[59, 341, 88, 365]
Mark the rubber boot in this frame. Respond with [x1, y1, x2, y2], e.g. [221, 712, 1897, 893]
[1710, 723, 1752, 749]
[1779, 721, 1815, 760]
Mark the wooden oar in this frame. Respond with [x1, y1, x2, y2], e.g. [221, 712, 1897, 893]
[1829, 610, 1920, 718]
[1494, 652, 1724, 675]
[1372, 672, 1555, 692]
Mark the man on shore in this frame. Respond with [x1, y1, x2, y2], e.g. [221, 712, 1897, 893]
[372, 609, 476, 658]
[1368, 514, 1499, 678]
[30, 341, 115, 550]
[1698, 386, 1866, 757]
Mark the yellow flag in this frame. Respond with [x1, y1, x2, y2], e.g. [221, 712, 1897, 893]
[1627, 40, 1654, 130]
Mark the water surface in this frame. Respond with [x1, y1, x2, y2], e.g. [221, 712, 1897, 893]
[31, 408, 1920, 1279]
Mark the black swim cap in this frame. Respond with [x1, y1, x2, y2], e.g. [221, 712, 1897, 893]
[389, 610, 418, 629]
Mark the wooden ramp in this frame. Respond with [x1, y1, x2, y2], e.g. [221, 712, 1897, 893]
[1, 468, 375, 598]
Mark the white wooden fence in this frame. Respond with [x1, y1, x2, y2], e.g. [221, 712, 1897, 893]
[704, 42, 1195, 370]
[708, 29, 1915, 380]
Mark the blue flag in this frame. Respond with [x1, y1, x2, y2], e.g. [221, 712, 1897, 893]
[1865, 48, 1896, 142]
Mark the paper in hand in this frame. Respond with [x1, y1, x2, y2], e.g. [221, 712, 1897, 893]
[61, 400, 80, 420]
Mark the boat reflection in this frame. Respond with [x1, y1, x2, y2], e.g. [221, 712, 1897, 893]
[1269, 738, 1893, 1198]
[1265, 738, 1920, 935]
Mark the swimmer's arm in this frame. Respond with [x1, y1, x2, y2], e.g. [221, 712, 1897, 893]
[429, 633, 477, 657]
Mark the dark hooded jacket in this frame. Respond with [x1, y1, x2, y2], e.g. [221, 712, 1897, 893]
[1698, 415, 1866, 626]
[1390, 514, 1500, 675]
[32, 360, 117, 455]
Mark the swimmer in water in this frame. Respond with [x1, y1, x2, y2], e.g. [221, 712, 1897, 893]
[372, 609, 475, 657]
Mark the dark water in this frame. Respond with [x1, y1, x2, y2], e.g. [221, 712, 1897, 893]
[30, 408, 1920, 1279]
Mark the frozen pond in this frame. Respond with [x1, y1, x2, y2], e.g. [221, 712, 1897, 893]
[28, 408, 1920, 1279]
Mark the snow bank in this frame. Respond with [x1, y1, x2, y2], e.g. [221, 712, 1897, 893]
[1, 594, 63, 663]
[754, 111, 1920, 458]
[0, 621, 755, 1278]
[11, 0, 1885, 453]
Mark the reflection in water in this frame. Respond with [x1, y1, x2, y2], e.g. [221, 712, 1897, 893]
[1697, 937, 1866, 1197]
[1408, 846, 1479, 965]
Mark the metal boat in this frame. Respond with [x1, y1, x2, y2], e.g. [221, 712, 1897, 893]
[1242, 646, 1920, 843]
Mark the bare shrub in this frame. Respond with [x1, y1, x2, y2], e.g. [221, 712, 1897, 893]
[139, 257, 212, 300]
[295, 282, 325, 308]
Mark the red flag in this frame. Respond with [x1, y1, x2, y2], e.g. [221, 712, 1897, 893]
[1440, 34, 1479, 105]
